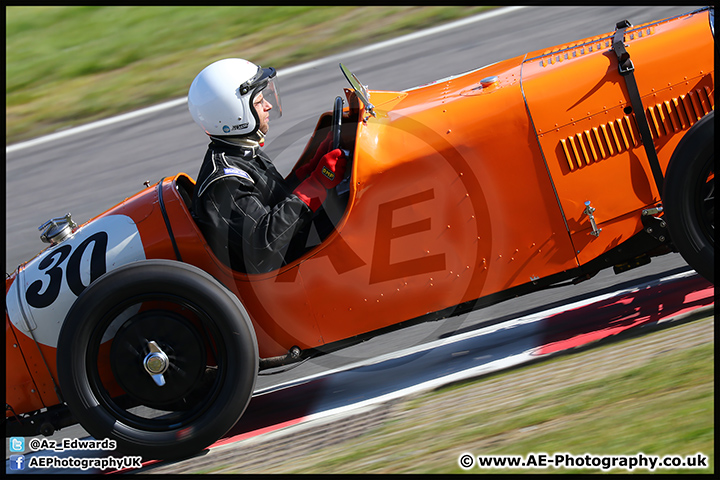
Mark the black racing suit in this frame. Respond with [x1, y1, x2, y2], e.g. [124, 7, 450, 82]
[190, 140, 313, 274]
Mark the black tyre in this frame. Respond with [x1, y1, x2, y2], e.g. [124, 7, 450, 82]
[663, 110, 714, 284]
[57, 259, 258, 460]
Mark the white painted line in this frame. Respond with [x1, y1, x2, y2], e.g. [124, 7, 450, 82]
[278, 6, 526, 77]
[300, 349, 536, 425]
[6, 98, 188, 154]
[6, 6, 525, 155]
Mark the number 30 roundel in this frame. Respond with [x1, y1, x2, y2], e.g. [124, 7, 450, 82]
[7, 215, 146, 348]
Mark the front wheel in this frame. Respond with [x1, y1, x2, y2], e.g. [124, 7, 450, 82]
[57, 260, 258, 460]
[663, 111, 714, 284]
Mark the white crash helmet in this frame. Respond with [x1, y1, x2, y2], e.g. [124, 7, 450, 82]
[188, 58, 282, 138]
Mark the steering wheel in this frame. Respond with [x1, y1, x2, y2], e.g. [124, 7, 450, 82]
[331, 96, 343, 151]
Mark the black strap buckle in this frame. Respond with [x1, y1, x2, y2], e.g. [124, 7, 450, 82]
[615, 19, 632, 30]
[617, 54, 634, 75]
[612, 20, 635, 76]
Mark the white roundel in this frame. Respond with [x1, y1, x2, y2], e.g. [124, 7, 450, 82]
[7, 215, 146, 348]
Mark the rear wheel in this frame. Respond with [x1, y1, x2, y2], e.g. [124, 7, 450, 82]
[57, 259, 258, 460]
[663, 111, 714, 284]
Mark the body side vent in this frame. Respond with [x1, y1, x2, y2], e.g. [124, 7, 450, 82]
[561, 85, 714, 171]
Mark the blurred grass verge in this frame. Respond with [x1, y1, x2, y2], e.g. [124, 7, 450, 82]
[6, 6, 493, 145]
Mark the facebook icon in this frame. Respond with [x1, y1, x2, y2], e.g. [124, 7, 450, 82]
[9, 455, 26, 471]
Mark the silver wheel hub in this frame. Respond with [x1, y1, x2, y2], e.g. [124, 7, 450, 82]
[143, 341, 169, 387]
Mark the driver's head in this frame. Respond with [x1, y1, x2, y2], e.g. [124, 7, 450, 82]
[188, 58, 282, 141]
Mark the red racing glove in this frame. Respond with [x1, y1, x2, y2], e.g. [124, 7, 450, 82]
[294, 149, 346, 211]
[294, 133, 332, 180]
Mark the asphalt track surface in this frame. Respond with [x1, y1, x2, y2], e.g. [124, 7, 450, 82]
[5, 5, 710, 474]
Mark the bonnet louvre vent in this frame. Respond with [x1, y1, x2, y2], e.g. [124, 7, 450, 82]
[561, 85, 714, 171]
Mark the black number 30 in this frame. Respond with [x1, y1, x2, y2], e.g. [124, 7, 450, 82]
[25, 231, 109, 309]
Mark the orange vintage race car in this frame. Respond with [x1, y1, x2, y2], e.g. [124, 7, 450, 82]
[6, 7, 714, 460]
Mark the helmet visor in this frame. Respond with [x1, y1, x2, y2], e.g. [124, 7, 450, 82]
[263, 75, 282, 121]
[245, 67, 282, 121]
